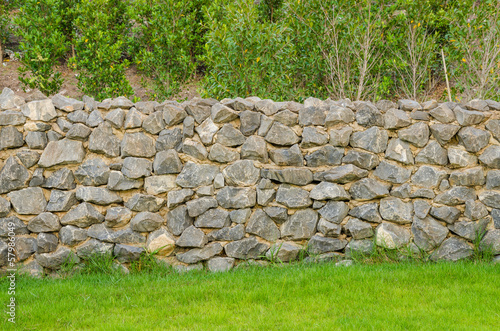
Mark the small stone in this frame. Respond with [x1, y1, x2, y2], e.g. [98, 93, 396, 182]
[107, 171, 143, 191]
[207, 257, 235, 272]
[38, 139, 85, 167]
[486, 119, 500, 142]
[265, 122, 300, 146]
[25, 131, 48, 149]
[412, 216, 448, 251]
[299, 107, 325, 126]
[37, 233, 58, 254]
[325, 105, 355, 126]
[413, 200, 431, 218]
[146, 227, 175, 256]
[314, 164, 368, 184]
[76, 187, 123, 205]
[67, 109, 89, 123]
[144, 175, 177, 195]
[211, 103, 238, 123]
[305, 146, 343, 167]
[479, 230, 500, 255]
[114, 244, 145, 263]
[317, 218, 342, 237]
[310, 182, 350, 201]
[167, 189, 194, 209]
[478, 190, 500, 208]
[223, 160, 260, 186]
[156, 128, 183, 151]
[0, 110, 26, 126]
[375, 222, 410, 249]
[384, 108, 411, 129]
[453, 106, 484, 126]
[176, 225, 207, 247]
[275, 185, 311, 209]
[105, 108, 126, 129]
[415, 141, 448, 166]
[182, 138, 208, 160]
[262, 168, 313, 186]
[0, 157, 30, 194]
[110, 96, 133, 109]
[142, 111, 164, 134]
[398, 99, 421, 111]
[215, 124, 245, 147]
[390, 183, 411, 199]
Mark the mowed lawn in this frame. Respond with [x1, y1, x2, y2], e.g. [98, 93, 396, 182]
[1, 262, 499, 330]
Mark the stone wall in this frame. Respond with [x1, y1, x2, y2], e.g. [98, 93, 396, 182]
[1, 87, 500, 275]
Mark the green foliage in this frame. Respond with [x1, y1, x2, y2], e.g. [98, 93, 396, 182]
[81, 252, 119, 275]
[257, 0, 284, 23]
[14, 0, 67, 95]
[0, 2, 10, 56]
[72, 0, 133, 100]
[129, 0, 198, 99]
[129, 246, 172, 274]
[202, 0, 295, 101]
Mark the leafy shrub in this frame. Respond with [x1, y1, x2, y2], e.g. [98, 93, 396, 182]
[446, 0, 500, 101]
[129, 0, 198, 99]
[72, 0, 133, 100]
[0, 2, 10, 61]
[202, 0, 295, 101]
[14, 0, 68, 95]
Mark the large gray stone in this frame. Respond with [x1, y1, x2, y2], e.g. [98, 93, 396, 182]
[457, 127, 490, 153]
[275, 185, 311, 208]
[373, 161, 411, 184]
[486, 119, 500, 142]
[265, 242, 302, 262]
[186, 197, 218, 217]
[269, 144, 303, 166]
[114, 244, 145, 263]
[76, 239, 114, 259]
[486, 170, 500, 189]
[478, 190, 500, 208]
[314, 164, 368, 184]
[207, 224, 245, 242]
[265, 122, 300, 146]
[0, 110, 26, 126]
[239, 110, 261, 136]
[325, 105, 355, 126]
[105, 207, 132, 228]
[398, 122, 429, 147]
[0, 197, 9, 217]
[130, 212, 164, 232]
[76, 187, 122, 205]
[121, 132, 156, 157]
[344, 218, 374, 239]
[21, 99, 57, 121]
[107, 171, 143, 191]
[349, 178, 390, 200]
[355, 102, 384, 127]
[36, 233, 58, 253]
[15, 236, 37, 260]
[194, 208, 230, 229]
[209, 143, 240, 163]
[38, 139, 85, 167]
[479, 146, 500, 169]
[27, 212, 60, 232]
[156, 128, 182, 151]
[211, 103, 238, 123]
[175, 162, 219, 188]
[429, 103, 455, 123]
[449, 167, 485, 186]
[415, 141, 448, 166]
[453, 106, 484, 126]
[435, 187, 476, 205]
[222, 160, 260, 186]
[281, 209, 318, 240]
[318, 201, 349, 224]
[317, 218, 342, 237]
[350, 127, 388, 153]
[43, 168, 76, 190]
[448, 219, 489, 241]
[60, 203, 104, 228]
[385, 139, 414, 165]
[412, 216, 448, 251]
[75, 159, 110, 186]
[429, 205, 461, 224]
[342, 150, 380, 170]
[411, 166, 447, 188]
[307, 235, 347, 254]
[0, 87, 25, 110]
[448, 146, 477, 168]
[240, 135, 268, 162]
[329, 127, 353, 147]
[16, 150, 40, 168]
[215, 124, 245, 147]
[384, 108, 411, 129]
[217, 187, 256, 209]
[46, 190, 77, 212]
[375, 222, 410, 249]
[0, 216, 28, 237]
[246, 209, 280, 241]
[153, 150, 183, 174]
[348, 203, 382, 223]
[305, 145, 343, 167]
[36, 246, 79, 269]
[162, 104, 187, 126]
[8, 187, 46, 214]
[224, 237, 269, 259]
[309, 182, 349, 201]
[479, 230, 500, 255]
[261, 168, 313, 186]
[144, 175, 177, 195]
[125, 194, 165, 212]
[88, 122, 121, 157]
[176, 242, 222, 264]
[122, 157, 152, 179]
[142, 111, 165, 134]
[379, 197, 413, 224]
[0, 126, 24, 149]
[167, 189, 194, 209]
[430, 237, 473, 261]
[0, 157, 30, 194]
[430, 124, 460, 146]
[166, 206, 193, 236]
[301, 127, 328, 148]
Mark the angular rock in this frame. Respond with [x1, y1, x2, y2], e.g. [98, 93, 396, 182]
[412, 216, 448, 251]
[385, 139, 414, 165]
[177, 242, 222, 264]
[384, 108, 411, 129]
[317, 218, 342, 237]
[0, 156, 30, 194]
[222, 160, 260, 186]
[182, 138, 208, 160]
[430, 124, 460, 146]
[38, 139, 85, 167]
[61, 203, 104, 228]
[130, 212, 164, 232]
[329, 126, 353, 147]
[342, 150, 379, 170]
[265, 122, 300, 146]
[269, 144, 303, 166]
[429, 104, 455, 123]
[373, 161, 411, 184]
[305, 145, 343, 167]
[75, 159, 110, 186]
[379, 197, 414, 224]
[16, 150, 40, 168]
[76, 187, 122, 205]
[0, 216, 28, 237]
[207, 257, 235, 272]
[21, 99, 57, 121]
[8, 187, 46, 215]
[435, 187, 476, 206]
[114, 244, 145, 263]
[217, 187, 256, 209]
[479, 146, 500, 169]
[415, 141, 448, 166]
[344, 218, 373, 239]
[104, 207, 132, 228]
[36, 246, 79, 269]
[106, 108, 126, 129]
[240, 135, 268, 162]
[281, 209, 318, 240]
[125, 194, 165, 212]
[211, 103, 238, 123]
[448, 146, 477, 168]
[449, 167, 485, 186]
[411, 166, 447, 188]
[275, 185, 311, 209]
[375, 222, 410, 249]
[246, 209, 280, 241]
[166, 205, 193, 236]
[215, 123, 245, 147]
[349, 203, 382, 223]
[107, 171, 143, 191]
[66, 124, 92, 141]
[239, 110, 261, 136]
[299, 107, 325, 126]
[457, 127, 490, 153]
[350, 127, 388, 153]
[430, 237, 473, 261]
[0, 126, 24, 150]
[76, 239, 114, 259]
[46, 190, 77, 212]
[307, 235, 347, 254]
[88, 122, 121, 157]
[349, 178, 390, 200]
[265, 242, 302, 262]
[478, 190, 500, 208]
[355, 103, 384, 127]
[207, 224, 245, 242]
[486, 170, 500, 189]
[167, 189, 194, 209]
[398, 122, 429, 147]
[429, 205, 461, 224]
[162, 104, 187, 126]
[230, 208, 252, 224]
[27, 212, 60, 232]
[153, 150, 183, 175]
[175, 162, 219, 188]
[453, 106, 484, 126]
[309, 182, 349, 201]
[209, 143, 240, 163]
[36, 233, 58, 254]
[43, 168, 76, 190]
[142, 111, 164, 134]
[156, 128, 182, 151]
[121, 132, 156, 158]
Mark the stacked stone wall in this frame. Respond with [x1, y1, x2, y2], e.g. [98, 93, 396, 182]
[0, 87, 499, 275]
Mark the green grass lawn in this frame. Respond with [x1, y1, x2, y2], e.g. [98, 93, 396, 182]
[1, 262, 499, 330]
